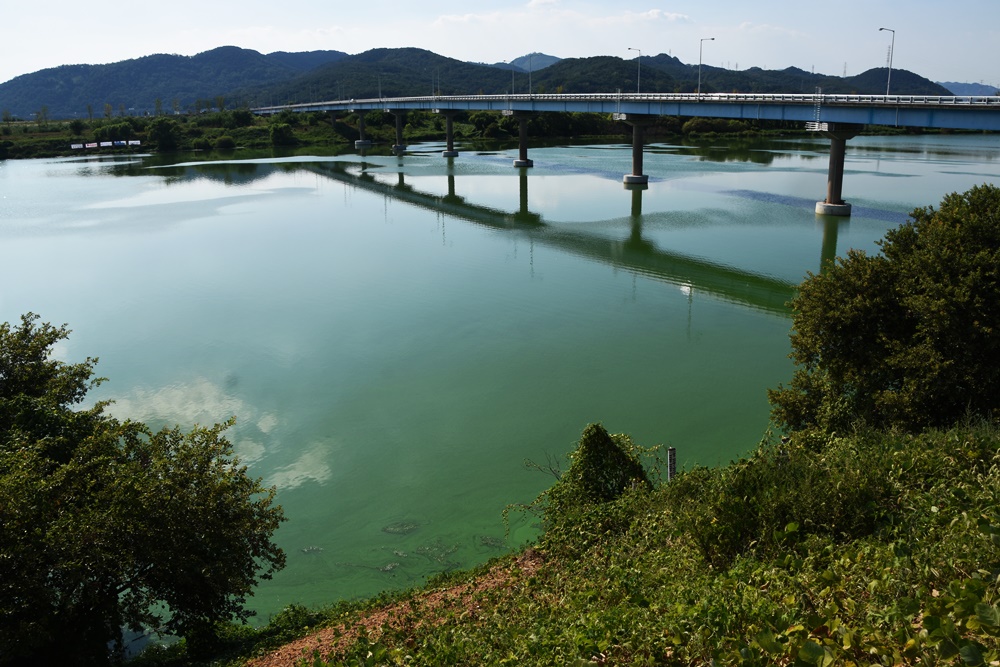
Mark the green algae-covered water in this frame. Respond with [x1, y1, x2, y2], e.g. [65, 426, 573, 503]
[1, 134, 997, 618]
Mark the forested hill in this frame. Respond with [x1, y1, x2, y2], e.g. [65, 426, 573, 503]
[0, 46, 347, 120]
[0, 45, 951, 120]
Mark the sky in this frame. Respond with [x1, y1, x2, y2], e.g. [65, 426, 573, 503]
[2, 0, 997, 87]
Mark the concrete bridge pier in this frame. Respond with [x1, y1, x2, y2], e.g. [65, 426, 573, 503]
[815, 124, 862, 216]
[389, 110, 407, 153]
[509, 111, 534, 168]
[617, 115, 651, 185]
[438, 110, 459, 158]
[354, 112, 372, 149]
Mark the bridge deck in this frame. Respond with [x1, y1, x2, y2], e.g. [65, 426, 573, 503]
[257, 93, 1000, 131]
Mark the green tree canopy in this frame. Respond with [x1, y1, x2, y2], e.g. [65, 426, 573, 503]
[0, 314, 285, 665]
[769, 184, 1000, 434]
[146, 117, 180, 151]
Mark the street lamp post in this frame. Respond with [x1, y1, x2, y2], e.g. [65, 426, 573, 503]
[698, 38, 715, 96]
[628, 47, 641, 93]
[879, 27, 895, 95]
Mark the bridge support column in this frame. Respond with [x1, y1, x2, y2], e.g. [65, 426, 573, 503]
[439, 110, 459, 158]
[354, 112, 372, 149]
[390, 110, 406, 153]
[616, 114, 650, 185]
[815, 124, 861, 216]
[512, 112, 534, 168]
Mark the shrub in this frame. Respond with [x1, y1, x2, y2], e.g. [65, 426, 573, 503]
[524, 423, 654, 558]
[769, 184, 1000, 433]
[269, 122, 296, 146]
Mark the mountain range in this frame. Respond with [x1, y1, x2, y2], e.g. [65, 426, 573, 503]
[0, 46, 981, 121]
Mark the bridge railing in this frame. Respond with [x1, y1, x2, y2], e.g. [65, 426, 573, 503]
[256, 92, 1000, 114]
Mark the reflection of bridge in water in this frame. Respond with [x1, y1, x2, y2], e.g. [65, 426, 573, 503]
[301, 160, 808, 316]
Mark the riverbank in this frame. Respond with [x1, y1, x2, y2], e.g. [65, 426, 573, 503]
[134, 422, 1000, 666]
[0, 108, 925, 160]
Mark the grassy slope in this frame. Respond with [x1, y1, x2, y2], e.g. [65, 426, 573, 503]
[303, 425, 1000, 666]
[137, 423, 1000, 666]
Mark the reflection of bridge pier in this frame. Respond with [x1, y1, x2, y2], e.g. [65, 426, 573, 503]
[625, 182, 655, 253]
[513, 168, 542, 224]
[819, 215, 848, 272]
[629, 185, 644, 245]
[444, 173, 460, 203]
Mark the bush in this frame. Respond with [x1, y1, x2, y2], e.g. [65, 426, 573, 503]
[769, 184, 1000, 433]
[523, 423, 654, 558]
[215, 135, 236, 150]
[269, 122, 296, 146]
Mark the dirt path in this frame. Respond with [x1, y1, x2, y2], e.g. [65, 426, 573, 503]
[246, 549, 544, 667]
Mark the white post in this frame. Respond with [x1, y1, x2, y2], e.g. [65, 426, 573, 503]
[698, 38, 715, 96]
[628, 47, 642, 93]
[879, 27, 895, 95]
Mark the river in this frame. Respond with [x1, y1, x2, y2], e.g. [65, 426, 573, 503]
[1, 133, 997, 618]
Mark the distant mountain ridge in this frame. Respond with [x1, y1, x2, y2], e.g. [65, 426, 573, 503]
[0, 46, 962, 120]
[509, 53, 561, 72]
[938, 81, 998, 96]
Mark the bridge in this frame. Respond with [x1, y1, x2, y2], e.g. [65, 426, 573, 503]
[255, 92, 1000, 216]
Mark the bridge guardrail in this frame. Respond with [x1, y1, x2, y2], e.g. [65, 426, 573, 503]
[256, 92, 1000, 114]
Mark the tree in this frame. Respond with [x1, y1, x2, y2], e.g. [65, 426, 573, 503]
[146, 117, 181, 151]
[769, 184, 1000, 433]
[0, 314, 285, 665]
[34, 106, 49, 130]
[269, 122, 296, 146]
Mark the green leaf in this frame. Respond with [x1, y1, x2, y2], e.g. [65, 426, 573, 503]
[755, 630, 783, 655]
[959, 642, 985, 666]
[975, 603, 1000, 628]
[798, 640, 833, 666]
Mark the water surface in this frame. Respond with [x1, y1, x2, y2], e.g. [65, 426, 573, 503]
[1, 134, 996, 616]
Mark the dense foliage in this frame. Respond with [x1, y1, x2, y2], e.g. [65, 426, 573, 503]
[0, 314, 285, 665]
[769, 184, 1000, 433]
